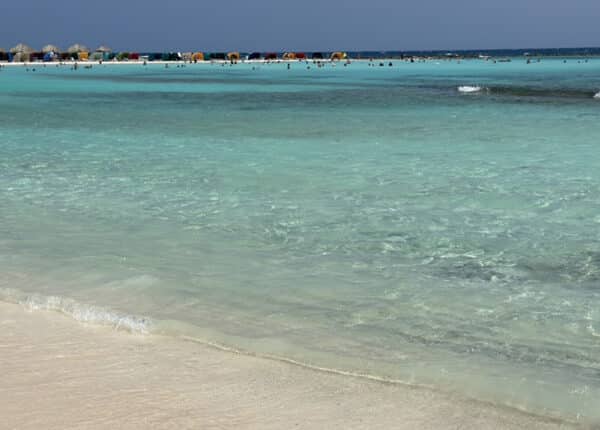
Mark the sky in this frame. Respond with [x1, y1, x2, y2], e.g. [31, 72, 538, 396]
[1, 0, 599, 52]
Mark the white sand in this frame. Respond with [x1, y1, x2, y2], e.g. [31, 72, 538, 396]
[0, 302, 572, 429]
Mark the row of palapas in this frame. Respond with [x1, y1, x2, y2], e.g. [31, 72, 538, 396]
[0, 44, 348, 63]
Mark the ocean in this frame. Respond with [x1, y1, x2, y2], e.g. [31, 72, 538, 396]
[1, 57, 600, 422]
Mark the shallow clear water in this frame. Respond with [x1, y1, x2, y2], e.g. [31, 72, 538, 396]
[1, 58, 600, 421]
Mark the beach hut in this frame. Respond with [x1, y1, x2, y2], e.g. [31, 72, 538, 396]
[247, 52, 262, 60]
[94, 46, 112, 61]
[283, 52, 297, 60]
[311, 52, 324, 60]
[10, 43, 34, 62]
[330, 52, 347, 61]
[227, 52, 240, 62]
[296, 52, 306, 60]
[192, 52, 204, 61]
[264, 52, 278, 60]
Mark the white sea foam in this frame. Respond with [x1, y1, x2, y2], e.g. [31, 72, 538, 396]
[594, 91, 600, 99]
[0, 288, 152, 334]
[458, 85, 484, 93]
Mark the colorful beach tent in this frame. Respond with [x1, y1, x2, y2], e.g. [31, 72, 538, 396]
[192, 52, 204, 61]
[295, 52, 306, 60]
[330, 52, 347, 61]
[264, 53, 278, 60]
[283, 52, 297, 60]
[311, 52, 324, 59]
[227, 52, 241, 61]
[248, 52, 262, 60]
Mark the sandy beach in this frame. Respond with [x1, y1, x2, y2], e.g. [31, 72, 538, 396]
[0, 301, 574, 430]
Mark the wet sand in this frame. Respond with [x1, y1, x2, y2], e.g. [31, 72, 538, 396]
[0, 302, 574, 429]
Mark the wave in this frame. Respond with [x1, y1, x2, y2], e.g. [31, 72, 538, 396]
[456, 84, 597, 100]
[0, 286, 589, 424]
[458, 85, 485, 93]
[0, 288, 152, 334]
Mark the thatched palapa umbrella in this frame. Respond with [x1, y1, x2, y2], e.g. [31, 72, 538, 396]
[42, 44, 60, 53]
[68, 44, 89, 54]
[10, 43, 34, 54]
[10, 43, 34, 62]
[95, 45, 112, 53]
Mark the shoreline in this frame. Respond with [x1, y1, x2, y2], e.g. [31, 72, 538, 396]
[0, 300, 575, 429]
[1, 56, 598, 69]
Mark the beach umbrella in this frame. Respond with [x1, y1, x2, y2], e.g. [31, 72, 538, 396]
[96, 45, 111, 53]
[42, 44, 60, 53]
[10, 43, 33, 54]
[330, 52, 347, 61]
[68, 44, 89, 54]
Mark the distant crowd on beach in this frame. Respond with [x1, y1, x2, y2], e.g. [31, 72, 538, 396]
[2, 43, 598, 69]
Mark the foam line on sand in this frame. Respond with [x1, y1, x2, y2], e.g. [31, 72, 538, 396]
[0, 301, 574, 430]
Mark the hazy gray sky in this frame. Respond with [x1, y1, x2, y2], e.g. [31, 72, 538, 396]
[1, 0, 599, 51]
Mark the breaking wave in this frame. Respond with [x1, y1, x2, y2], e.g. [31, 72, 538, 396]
[458, 85, 484, 93]
[455, 84, 599, 100]
[0, 288, 152, 334]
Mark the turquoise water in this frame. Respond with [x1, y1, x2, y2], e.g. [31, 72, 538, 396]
[1, 59, 600, 422]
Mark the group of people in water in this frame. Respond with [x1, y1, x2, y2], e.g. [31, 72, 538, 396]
[4, 56, 596, 74]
